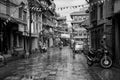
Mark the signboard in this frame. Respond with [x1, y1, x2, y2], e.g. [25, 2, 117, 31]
[19, 24, 24, 32]
[61, 34, 70, 38]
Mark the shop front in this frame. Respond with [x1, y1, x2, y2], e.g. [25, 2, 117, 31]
[0, 18, 18, 54]
[0, 17, 27, 56]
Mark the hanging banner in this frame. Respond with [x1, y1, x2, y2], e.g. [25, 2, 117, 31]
[56, 4, 89, 11]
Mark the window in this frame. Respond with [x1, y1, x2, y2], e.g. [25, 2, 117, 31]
[75, 38, 80, 41]
[79, 18, 82, 20]
[19, 36, 22, 47]
[36, 23, 38, 33]
[73, 33, 77, 36]
[74, 18, 77, 21]
[91, 5, 97, 21]
[99, 3, 103, 19]
[19, 7, 22, 19]
[36, 14, 39, 21]
[84, 33, 87, 36]
[79, 33, 82, 36]
[81, 38, 83, 41]
[33, 22, 36, 33]
[83, 17, 86, 20]
[23, 11, 27, 21]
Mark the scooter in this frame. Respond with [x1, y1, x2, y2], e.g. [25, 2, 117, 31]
[86, 48, 112, 68]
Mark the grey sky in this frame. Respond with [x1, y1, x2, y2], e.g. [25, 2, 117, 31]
[54, 0, 87, 26]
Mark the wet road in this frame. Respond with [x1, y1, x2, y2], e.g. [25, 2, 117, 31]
[0, 46, 120, 80]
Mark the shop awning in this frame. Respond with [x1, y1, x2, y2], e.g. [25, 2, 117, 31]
[0, 13, 27, 25]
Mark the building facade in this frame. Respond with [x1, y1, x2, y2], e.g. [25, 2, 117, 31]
[0, 0, 28, 55]
[113, 0, 120, 65]
[87, 0, 113, 51]
[0, 0, 54, 55]
[40, 0, 56, 48]
[57, 16, 68, 33]
[86, 0, 120, 65]
[70, 10, 89, 45]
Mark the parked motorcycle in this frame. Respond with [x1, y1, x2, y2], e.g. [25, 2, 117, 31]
[100, 48, 113, 68]
[86, 48, 112, 68]
[86, 49, 101, 66]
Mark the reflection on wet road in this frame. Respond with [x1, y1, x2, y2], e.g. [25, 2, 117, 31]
[1, 47, 120, 80]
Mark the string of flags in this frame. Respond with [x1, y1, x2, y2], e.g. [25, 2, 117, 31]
[56, 0, 110, 11]
[3, 0, 110, 25]
[56, 4, 89, 11]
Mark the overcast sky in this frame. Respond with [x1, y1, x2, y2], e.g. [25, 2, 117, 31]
[54, 0, 87, 27]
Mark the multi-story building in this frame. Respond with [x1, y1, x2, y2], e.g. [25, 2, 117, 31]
[0, 0, 54, 55]
[57, 16, 68, 33]
[27, 0, 44, 51]
[53, 16, 70, 45]
[0, 0, 28, 54]
[86, 0, 113, 51]
[70, 10, 89, 45]
[40, 0, 56, 48]
[86, 0, 120, 65]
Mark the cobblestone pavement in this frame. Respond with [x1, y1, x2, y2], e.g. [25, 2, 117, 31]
[0, 46, 120, 80]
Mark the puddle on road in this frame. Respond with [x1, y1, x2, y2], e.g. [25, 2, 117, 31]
[3, 47, 93, 80]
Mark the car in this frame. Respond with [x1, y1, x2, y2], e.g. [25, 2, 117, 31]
[73, 43, 83, 53]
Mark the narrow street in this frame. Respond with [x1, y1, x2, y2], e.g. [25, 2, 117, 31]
[1, 0, 120, 80]
[0, 46, 119, 80]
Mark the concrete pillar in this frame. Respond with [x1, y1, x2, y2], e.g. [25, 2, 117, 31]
[10, 32, 13, 49]
[17, 35, 19, 47]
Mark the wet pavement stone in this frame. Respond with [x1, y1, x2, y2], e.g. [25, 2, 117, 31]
[1, 46, 120, 80]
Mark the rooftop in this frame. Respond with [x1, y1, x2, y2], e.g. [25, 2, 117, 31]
[70, 10, 88, 16]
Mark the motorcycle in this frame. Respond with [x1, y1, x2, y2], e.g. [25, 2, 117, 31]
[86, 48, 112, 68]
[86, 49, 101, 66]
[100, 48, 113, 68]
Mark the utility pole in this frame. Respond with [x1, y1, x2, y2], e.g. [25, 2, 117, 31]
[27, 0, 32, 54]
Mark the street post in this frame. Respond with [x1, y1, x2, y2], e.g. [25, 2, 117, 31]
[27, 0, 32, 54]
